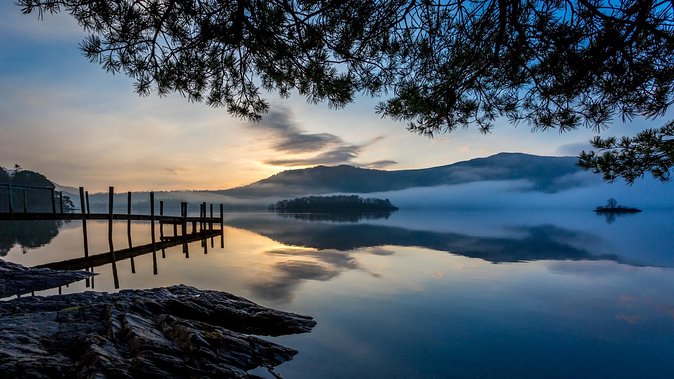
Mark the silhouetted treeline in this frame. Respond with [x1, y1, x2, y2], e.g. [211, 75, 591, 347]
[276, 211, 394, 223]
[0, 166, 73, 213]
[270, 195, 398, 212]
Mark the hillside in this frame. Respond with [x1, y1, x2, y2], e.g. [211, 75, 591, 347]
[219, 153, 583, 199]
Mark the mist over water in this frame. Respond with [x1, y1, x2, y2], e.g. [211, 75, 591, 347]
[2, 206, 674, 378]
[368, 176, 674, 210]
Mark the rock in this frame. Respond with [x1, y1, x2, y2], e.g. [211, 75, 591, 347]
[0, 285, 316, 378]
[0, 259, 95, 298]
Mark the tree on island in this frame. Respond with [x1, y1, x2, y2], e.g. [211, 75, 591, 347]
[270, 195, 398, 212]
[606, 198, 618, 209]
[17, 1, 674, 182]
[595, 197, 641, 213]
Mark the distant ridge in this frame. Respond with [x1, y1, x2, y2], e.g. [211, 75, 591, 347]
[218, 153, 584, 199]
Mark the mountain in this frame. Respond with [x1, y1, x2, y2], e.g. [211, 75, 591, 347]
[218, 153, 586, 199]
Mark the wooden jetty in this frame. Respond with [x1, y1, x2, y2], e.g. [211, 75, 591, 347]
[38, 230, 221, 271]
[1, 185, 227, 291]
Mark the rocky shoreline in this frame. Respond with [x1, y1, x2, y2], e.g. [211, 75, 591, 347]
[0, 259, 95, 298]
[0, 261, 316, 378]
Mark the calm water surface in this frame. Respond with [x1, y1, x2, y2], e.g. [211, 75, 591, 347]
[2, 210, 674, 378]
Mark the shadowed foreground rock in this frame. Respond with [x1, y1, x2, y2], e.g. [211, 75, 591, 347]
[0, 259, 95, 298]
[0, 285, 316, 378]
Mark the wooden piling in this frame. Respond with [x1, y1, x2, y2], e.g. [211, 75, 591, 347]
[59, 191, 64, 213]
[108, 186, 119, 289]
[50, 188, 56, 213]
[8, 182, 13, 214]
[127, 191, 135, 274]
[200, 203, 204, 230]
[220, 203, 224, 249]
[79, 187, 89, 258]
[108, 187, 114, 220]
[150, 192, 160, 270]
[209, 204, 213, 230]
[159, 200, 165, 258]
[85, 191, 91, 214]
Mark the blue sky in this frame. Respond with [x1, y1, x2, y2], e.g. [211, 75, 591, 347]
[0, 2, 666, 191]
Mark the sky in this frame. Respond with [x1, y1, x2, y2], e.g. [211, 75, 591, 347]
[0, 2, 667, 192]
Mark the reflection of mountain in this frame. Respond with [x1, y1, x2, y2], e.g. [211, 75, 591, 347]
[0, 220, 64, 256]
[227, 214, 667, 303]
[226, 215, 639, 265]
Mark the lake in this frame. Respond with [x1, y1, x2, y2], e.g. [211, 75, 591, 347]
[2, 209, 674, 378]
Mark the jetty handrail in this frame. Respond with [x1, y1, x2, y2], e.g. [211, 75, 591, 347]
[0, 183, 56, 190]
[1, 182, 59, 214]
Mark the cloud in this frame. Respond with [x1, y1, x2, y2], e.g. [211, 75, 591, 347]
[256, 110, 342, 153]
[361, 160, 398, 169]
[264, 145, 361, 166]
[256, 109, 395, 168]
[556, 142, 593, 155]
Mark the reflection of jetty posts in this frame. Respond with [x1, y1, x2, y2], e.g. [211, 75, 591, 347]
[37, 231, 220, 271]
[2, 185, 226, 290]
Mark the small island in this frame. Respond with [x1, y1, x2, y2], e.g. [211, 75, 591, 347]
[270, 195, 399, 212]
[594, 198, 642, 213]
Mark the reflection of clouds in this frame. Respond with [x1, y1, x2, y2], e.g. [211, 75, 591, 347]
[615, 314, 641, 324]
[250, 247, 386, 304]
[545, 261, 639, 277]
[612, 294, 674, 325]
[656, 304, 674, 320]
[266, 248, 359, 270]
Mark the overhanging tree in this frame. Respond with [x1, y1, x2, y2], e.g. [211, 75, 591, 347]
[18, 0, 674, 182]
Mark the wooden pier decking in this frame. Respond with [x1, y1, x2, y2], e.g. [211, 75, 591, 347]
[2, 185, 227, 291]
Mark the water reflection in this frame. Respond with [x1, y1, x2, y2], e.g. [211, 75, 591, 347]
[249, 247, 383, 303]
[226, 215, 636, 265]
[597, 210, 641, 224]
[2, 211, 673, 378]
[0, 220, 65, 256]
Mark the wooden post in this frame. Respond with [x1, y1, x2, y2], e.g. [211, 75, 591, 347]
[202, 202, 207, 231]
[150, 192, 159, 271]
[181, 202, 187, 234]
[59, 191, 64, 213]
[209, 204, 213, 230]
[150, 192, 155, 221]
[108, 187, 114, 220]
[8, 182, 13, 214]
[22, 189, 27, 213]
[127, 191, 132, 215]
[181, 202, 189, 258]
[159, 200, 165, 258]
[220, 203, 224, 249]
[127, 191, 135, 274]
[79, 187, 86, 216]
[79, 187, 89, 258]
[108, 186, 119, 289]
[159, 200, 164, 233]
[50, 188, 56, 213]
[85, 191, 91, 214]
